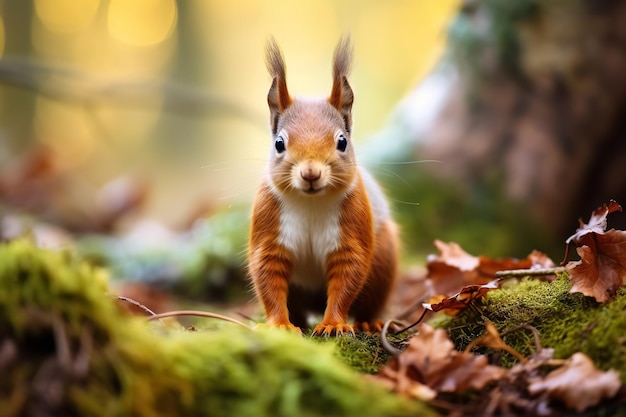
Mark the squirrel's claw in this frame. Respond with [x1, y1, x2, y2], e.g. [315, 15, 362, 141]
[311, 323, 355, 337]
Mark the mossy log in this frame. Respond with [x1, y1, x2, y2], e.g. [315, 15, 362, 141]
[0, 239, 430, 417]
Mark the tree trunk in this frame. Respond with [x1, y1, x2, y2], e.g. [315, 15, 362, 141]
[398, 0, 626, 246]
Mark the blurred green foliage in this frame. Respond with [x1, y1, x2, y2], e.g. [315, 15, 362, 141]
[78, 205, 250, 302]
[376, 165, 555, 261]
[447, 0, 538, 82]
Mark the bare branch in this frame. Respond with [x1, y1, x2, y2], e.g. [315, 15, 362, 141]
[495, 267, 566, 278]
[146, 309, 253, 330]
[0, 58, 262, 123]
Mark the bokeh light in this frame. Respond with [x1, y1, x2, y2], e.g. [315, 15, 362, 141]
[108, 0, 177, 47]
[33, 97, 97, 171]
[34, 0, 100, 33]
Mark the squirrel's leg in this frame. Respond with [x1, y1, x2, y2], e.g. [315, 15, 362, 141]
[313, 193, 374, 336]
[312, 247, 368, 336]
[249, 244, 298, 332]
[249, 186, 300, 332]
[351, 220, 399, 333]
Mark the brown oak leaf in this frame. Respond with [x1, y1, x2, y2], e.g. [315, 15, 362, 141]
[564, 201, 626, 302]
[566, 232, 626, 302]
[528, 352, 621, 412]
[376, 324, 506, 399]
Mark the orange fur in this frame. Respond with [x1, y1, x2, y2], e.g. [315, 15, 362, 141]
[248, 184, 295, 330]
[249, 37, 399, 335]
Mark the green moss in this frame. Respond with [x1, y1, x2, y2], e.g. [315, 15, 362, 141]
[0, 239, 432, 417]
[313, 332, 393, 375]
[437, 275, 626, 381]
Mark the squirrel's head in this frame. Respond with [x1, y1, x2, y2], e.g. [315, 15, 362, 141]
[264, 37, 356, 197]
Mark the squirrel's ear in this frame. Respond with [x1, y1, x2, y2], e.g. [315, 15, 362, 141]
[329, 36, 354, 133]
[266, 38, 292, 135]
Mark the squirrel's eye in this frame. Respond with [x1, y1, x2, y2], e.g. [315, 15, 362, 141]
[275, 136, 286, 153]
[337, 135, 348, 152]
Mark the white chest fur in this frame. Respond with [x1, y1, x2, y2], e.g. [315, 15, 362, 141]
[277, 194, 343, 289]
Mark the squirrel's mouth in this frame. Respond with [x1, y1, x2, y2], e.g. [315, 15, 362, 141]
[302, 181, 324, 194]
[303, 186, 322, 194]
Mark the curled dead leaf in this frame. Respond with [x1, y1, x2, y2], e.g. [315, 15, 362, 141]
[563, 201, 626, 302]
[423, 279, 501, 315]
[464, 322, 526, 363]
[528, 352, 621, 412]
[375, 324, 506, 399]
[565, 200, 622, 245]
[566, 232, 626, 302]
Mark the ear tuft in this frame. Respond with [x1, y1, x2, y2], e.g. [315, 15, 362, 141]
[329, 35, 354, 133]
[266, 37, 292, 134]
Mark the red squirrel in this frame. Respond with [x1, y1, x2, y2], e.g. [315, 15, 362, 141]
[248, 37, 399, 336]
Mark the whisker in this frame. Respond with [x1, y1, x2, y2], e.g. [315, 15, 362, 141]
[391, 199, 421, 207]
[367, 167, 416, 193]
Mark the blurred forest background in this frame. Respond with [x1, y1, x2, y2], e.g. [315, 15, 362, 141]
[1, 0, 626, 309]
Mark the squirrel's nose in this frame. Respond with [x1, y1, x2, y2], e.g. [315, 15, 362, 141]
[300, 167, 321, 182]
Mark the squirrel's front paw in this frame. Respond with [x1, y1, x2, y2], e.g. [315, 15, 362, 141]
[312, 322, 355, 337]
[255, 321, 302, 334]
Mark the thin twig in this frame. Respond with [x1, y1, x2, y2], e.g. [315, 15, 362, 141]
[146, 310, 253, 330]
[116, 296, 157, 316]
[560, 243, 572, 266]
[465, 322, 527, 363]
[501, 323, 543, 353]
[395, 297, 428, 321]
[495, 267, 566, 278]
[394, 308, 428, 334]
[380, 320, 405, 357]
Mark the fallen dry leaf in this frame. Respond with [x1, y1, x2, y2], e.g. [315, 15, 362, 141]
[566, 236, 626, 302]
[426, 240, 484, 297]
[426, 240, 554, 298]
[528, 352, 621, 412]
[376, 321, 622, 416]
[464, 322, 526, 363]
[429, 240, 479, 271]
[422, 279, 501, 315]
[564, 200, 626, 302]
[376, 324, 506, 399]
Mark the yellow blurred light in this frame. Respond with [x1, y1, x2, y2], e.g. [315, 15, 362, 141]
[34, 97, 97, 171]
[34, 0, 99, 33]
[108, 0, 177, 47]
[357, 0, 458, 84]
